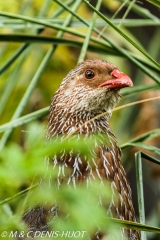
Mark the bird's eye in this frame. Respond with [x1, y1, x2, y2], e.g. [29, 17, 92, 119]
[85, 70, 95, 79]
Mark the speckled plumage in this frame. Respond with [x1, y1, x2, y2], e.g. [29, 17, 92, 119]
[23, 59, 140, 240]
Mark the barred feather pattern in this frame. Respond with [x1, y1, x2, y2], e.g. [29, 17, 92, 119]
[23, 59, 140, 240]
[46, 107, 139, 240]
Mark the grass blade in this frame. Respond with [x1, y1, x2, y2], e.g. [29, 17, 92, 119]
[135, 152, 147, 240]
[83, 0, 160, 69]
[121, 83, 160, 96]
[77, 0, 102, 63]
[108, 218, 160, 233]
[141, 152, 160, 165]
[121, 129, 160, 150]
[0, 47, 54, 150]
[0, 107, 49, 132]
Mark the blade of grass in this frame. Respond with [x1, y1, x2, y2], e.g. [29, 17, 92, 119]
[19, 0, 33, 15]
[121, 83, 160, 97]
[1, 18, 160, 29]
[148, 28, 160, 64]
[50, 0, 75, 18]
[0, 47, 54, 151]
[97, 0, 129, 37]
[135, 152, 147, 240]
[121, 128, 160, 150]
[141, 152, 160, 165]
[1, 33, 159, 74]
[0, 43, 29, 76]
[77, 0, 102, 63]
[38, 0, 51, 17]
[129, 142, 160, 155]
[83, 0, 160, 69]
[0, 11, 84, 37]
[0, 49, 29, 117]
[119, 0, 159, 21]
[55, 0, 82, 38]
[118, 0, 136, 28]
[108, 217, 160, 233]
[0, 34, 112, 51]
[0, 185, 38, 206]
[118, 22, 160, 139]
[0, 107, 49, 133]
[147, 0, 160, 8]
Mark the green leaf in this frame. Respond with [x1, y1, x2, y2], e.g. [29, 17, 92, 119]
[135, 152, 147, 240]
[121, 129, 160, 150]
[121, 83, 160, 96]
[141, 152, 160, 165]
[147, 0, 160, 7]
[0, 108, 49, 132]
[109, 218, 160, 233]
[129, 142, 160, 155]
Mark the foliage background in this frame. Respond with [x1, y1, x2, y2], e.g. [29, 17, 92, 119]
[0, 0, 160, 239]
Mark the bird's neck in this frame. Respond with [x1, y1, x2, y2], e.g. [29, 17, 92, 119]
[46, 105, 122, 190]
[47, 105, 114, 139]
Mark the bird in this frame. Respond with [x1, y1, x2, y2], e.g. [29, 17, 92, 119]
[22, 59, 140, 240]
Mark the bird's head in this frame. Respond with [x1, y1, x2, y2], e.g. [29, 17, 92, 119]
[55, 59, 133, 115]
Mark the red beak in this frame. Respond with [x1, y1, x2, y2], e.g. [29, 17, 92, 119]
[98, 69, 133, 89]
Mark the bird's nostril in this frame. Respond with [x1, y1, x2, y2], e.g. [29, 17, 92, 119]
[110, 69, 121, 78]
